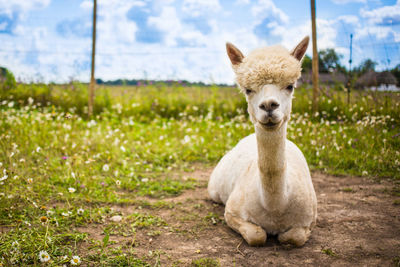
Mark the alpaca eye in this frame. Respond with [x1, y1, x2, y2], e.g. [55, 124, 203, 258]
[245, 89, 253, 95]
[286, 85, 294, 91]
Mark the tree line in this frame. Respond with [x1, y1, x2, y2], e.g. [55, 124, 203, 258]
[302, 48, 400, 84]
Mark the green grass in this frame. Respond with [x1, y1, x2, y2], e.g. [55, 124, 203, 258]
[2, 82, 399, 122]
[0, 82, 399, 265]
[321, 248, 336, 257]
[191, 257, 220, 267]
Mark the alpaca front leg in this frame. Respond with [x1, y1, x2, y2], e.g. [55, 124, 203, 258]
[225, 212, 267, 246]
[278, 227, 310, 247]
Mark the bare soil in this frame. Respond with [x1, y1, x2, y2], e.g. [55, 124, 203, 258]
[80, 168, 400, 266]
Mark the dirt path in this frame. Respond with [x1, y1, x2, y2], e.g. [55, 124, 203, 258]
[84, 169, 400, 266]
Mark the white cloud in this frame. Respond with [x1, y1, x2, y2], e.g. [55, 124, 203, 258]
[252, 0, 289, 24]
[80, 0, 93, 11]
[148, 6, 182, 46]
[393, 31, 400, 42]
[0, 0, 296, 84]
[0, 0, 50, 17]
[182, 0, 221, 17]
[356, 25, 393, 40]
[235, 0, 250, 5]
[360, 1, 400, 25]
[356, 1, 400, 43]
[0, 21, 7, 31]
[331, 0, 366, 4]
[316, 19, 339, 49]
[91, 0, 233, 84]
[279, 23, 311, 51]
[96, 2, 138, 44]
[278, 16, 350, 56]
[337, 15, 360, 25]
[249, 0, 292, 47]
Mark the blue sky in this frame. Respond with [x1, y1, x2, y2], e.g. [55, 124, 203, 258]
[0, 0, 399, 84]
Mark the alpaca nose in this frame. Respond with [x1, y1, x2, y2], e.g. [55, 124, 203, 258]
[259, 99, 280, 113]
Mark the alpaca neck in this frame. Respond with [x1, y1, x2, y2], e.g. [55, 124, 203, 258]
[255, 124, 288, 208]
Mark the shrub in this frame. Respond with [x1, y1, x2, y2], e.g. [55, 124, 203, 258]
[0, 67, 16, 90]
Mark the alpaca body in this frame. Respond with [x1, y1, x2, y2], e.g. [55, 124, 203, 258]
[208, 132, 317, 236]
[208, 36, 317, 246]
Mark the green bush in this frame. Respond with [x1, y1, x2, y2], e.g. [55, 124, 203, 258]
[0, 67, 16, 90]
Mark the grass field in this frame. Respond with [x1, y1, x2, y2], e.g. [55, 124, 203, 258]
[0, 83, 399, 265]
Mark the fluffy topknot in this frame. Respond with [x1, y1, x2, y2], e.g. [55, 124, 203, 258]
[233, 45, 302, 90]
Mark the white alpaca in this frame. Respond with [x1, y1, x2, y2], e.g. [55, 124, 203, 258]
[208, 37, 317, 247]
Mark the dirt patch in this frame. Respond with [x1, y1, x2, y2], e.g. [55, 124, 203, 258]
[77, 169, 400, 266]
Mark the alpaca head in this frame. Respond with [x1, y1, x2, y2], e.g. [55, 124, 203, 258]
[226, 37, 309, 131]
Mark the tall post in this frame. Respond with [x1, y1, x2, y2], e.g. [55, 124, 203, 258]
[311, 0, 319, 113]
[88, 0, 97, 117]
[348, 33, 353, 105]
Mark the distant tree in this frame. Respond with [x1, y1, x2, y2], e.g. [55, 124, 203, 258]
[390, 64, 400, 85]
[0, 67, 16, 90]
[355, 59, 377, 74]
[318, 48, 344, 73]
[302, 55, 312, 73]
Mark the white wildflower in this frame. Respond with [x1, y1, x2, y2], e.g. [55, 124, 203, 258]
[11, 241, 19, 250]
[102, 164, 109, 172]
[87, 120, 96, 128]
[70, 255, 81, 265]
[77, 208, 84, 215]
[38, 251, 50, 262]
[182, 135, 191, 144]
[111, 215, 122, 222]
[68, 187, 76, 193]
[46, 210, 54, 216]
[0, 171, 7, 181]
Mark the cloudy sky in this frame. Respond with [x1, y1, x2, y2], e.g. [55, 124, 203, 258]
[0, 0, 399, 84]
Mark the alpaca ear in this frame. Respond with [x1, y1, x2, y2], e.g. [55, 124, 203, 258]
[226, 42, 244, 65]
[291, 36, 309, 62]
